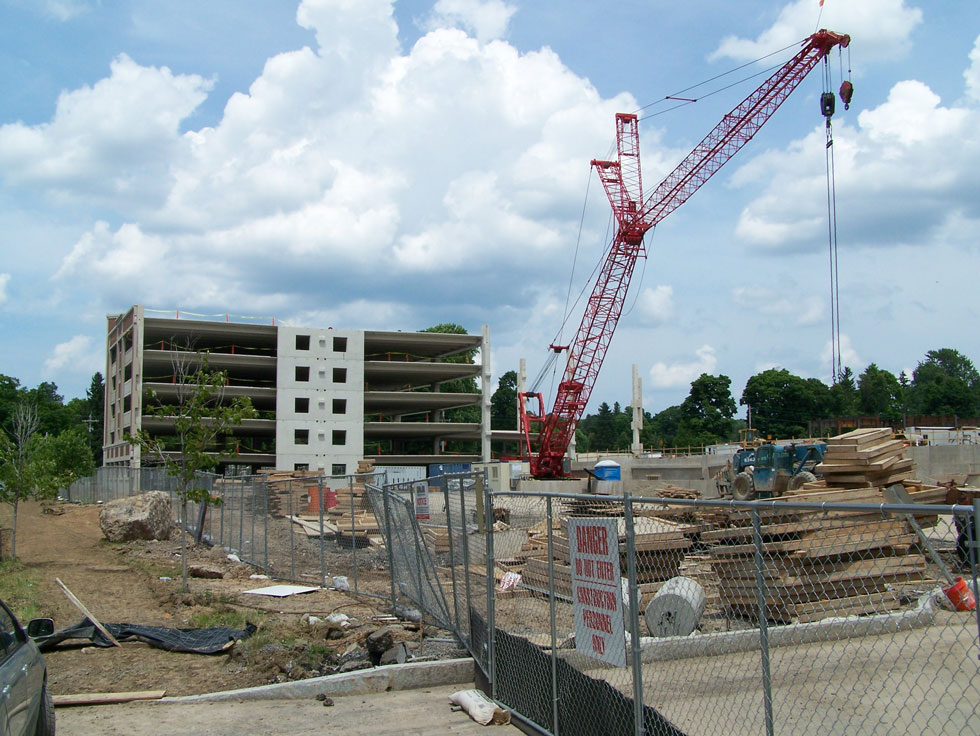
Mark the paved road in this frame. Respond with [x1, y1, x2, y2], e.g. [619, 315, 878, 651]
[56, 683, 519, 735]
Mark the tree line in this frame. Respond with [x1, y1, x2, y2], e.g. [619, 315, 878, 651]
[491, 348, 980, 453]
[1, 372, 104, 557]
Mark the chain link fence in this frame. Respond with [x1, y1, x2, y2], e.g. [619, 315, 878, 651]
[66, 467, 980, 734]
[481, 490, 980, 735]
[64, 467, 389, 594]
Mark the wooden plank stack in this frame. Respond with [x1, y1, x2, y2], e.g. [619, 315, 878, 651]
[702, 428, 943, 621]
[815, 427, 914, 489]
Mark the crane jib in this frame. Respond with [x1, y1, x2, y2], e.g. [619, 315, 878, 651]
[524, 30, 850, 479]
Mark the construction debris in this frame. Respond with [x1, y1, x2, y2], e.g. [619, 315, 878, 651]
[479, 428, 952, 625]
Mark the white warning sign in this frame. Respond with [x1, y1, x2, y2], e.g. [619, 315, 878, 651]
[568, 517, 626, 668]
[413, 481, 430, 521]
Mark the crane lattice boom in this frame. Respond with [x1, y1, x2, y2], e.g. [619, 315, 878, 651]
[521, 30, 850, 479]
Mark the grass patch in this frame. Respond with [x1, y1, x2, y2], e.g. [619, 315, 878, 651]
[189, 605, 253, 630]
[130, 558, 182, 580]
[0, 561, 42, 622]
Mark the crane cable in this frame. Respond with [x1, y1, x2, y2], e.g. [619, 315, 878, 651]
[823, 46, 852, 384]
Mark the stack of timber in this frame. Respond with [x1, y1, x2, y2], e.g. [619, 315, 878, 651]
[259, 469, 322, 517]
[814, 427, 914, 489]
[704, 471, 940, 621]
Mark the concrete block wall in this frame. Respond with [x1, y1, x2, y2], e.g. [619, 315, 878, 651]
[276, 326, 364, 474]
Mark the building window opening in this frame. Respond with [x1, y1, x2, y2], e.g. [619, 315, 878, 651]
[332, 398, 347, 414]
[296, 334, 310, 350]
[332, 463, 346, 475]
[333, 367, 347, 383]
[295, 397, 310, 413]
[294, 429, 309, 445]
[332, 430, 346, 446]
[294, 463, 309, 471]
[333, 336, 348, 352]
[295, 366, 310, 382]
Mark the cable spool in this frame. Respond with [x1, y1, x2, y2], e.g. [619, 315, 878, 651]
[644, 576, 706, 637]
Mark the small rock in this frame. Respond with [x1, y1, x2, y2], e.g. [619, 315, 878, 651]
[322, 697, 334, 707]
[249, 574, 270, 580]
[379, 642, 408, 666]
[315, 693, 328, 701]
[327, 628, 345, 640]
[338, 659, 372, 673]
[189, 565, 224, 579]
[366, 627, 396, 658]
[405, 641, 420, 651]
[227, 553, 241, 563]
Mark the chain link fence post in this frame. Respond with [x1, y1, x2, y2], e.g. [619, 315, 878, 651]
[288, 480, 295, 582]
[459, 478, 473, 640]
[623, 493, 646, 736]
[751, 505, 775, 736]
[546, 495, 560, 736]
[483, 472, 496, 702]
[350, 475, 358, 594]
[318, 476, 326, 588]
[383, 486, 397, 609]
[972, 498, 980, 653]
[446, 481, 462, 634]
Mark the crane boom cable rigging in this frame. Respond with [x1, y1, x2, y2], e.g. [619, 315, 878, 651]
[520, 29, 851, 479]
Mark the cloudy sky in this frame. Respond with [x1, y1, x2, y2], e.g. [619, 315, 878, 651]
[1, 0, 978, 420]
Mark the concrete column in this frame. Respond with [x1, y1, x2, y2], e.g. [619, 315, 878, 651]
[631, 363, 642, 456]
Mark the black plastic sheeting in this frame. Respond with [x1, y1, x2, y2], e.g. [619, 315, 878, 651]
[471, 610, 687, 736]
[36, 619, 256, 655]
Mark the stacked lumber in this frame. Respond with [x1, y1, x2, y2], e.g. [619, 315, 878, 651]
[424, 526, 451, 554]
[549, 515, 697, 583]
[678, 553, 721, 608]
[704, 497, 931, 622]
[259, 469, 322, 516]
[815, 428, 914, 489]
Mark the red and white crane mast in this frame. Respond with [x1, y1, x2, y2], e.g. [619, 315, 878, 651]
[520, 30, 851, 479]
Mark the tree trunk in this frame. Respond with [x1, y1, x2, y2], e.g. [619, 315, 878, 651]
[10, 498, 18, 560]
[180, 499, 189, 592]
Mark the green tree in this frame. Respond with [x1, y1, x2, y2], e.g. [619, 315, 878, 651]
[828, 367, 859, 417]
[646, 405, 683, 448]
[490, 370, 518, 457]
[858, 363, 902, 418]
[741, 368, 816, 438]
[34, 427, 95, 491]
[677, 374, 736, 445]
[84, 372, 105, 464]
[491, 370, 518, 430]
[129, 350, 257, 591]
[24, 381, 69, 436]
[0, 402, 59, 559]
[908, 348, 980, 415]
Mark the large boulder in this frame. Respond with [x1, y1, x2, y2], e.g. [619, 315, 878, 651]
[99, 491, 173, 542]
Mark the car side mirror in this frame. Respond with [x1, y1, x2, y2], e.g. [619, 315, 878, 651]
[26, 618, 55, 639]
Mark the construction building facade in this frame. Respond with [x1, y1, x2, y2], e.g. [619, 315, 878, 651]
[103, 306, 491, 474]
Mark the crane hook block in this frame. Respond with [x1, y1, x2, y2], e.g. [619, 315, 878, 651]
[820, 91, 836, 119]
[839, 80, 854, 110]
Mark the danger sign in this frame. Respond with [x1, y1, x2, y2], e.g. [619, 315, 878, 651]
[569, 517, 625, 667]
[413, 481, 430, 521]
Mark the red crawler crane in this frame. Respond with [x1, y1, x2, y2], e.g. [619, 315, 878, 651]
[520, 29, 851, 478]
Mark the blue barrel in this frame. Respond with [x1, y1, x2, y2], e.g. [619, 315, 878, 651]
[593, 460, 621, 481]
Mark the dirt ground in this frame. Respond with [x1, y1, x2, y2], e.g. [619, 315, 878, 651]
[15, 501, 460, 697]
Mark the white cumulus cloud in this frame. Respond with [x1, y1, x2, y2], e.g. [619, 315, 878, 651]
[0, 273, 9, 306]
[732, 284, 822, 326]
[43, 335, 101, 376]
[963, 33, 980, 103]
[424, 0, 517, 42]
[649, 345, 718, 388]
[637, 285, 675, 324]
[711, 0, 921, 64]
[732, 48, 980, 253]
